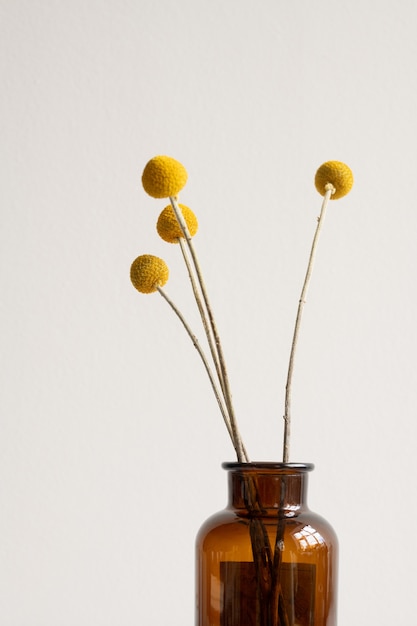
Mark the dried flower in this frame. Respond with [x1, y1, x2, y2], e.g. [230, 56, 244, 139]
[157, 204, 198, 243]
[142, 155, 188, 199]
[315, 160, 353, 200]
[130, 254, 169, 293]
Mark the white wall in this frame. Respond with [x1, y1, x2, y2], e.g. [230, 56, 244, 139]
[1, 1, 416, 624]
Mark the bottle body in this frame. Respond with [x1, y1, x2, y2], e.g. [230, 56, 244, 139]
[196, 463, 338, 626]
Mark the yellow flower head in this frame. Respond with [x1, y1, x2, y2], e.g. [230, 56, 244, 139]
[157, 204, 198, 243]
[141, 155, 188, 199]
[130, 254, 169, 294]
[315, 161, 353, 200]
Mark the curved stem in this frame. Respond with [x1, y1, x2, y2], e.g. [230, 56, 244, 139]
[282, 185, 334, 462]
[169, 196, 247, 462]
[156, 286, 243, 459]
[177, 237, 223, 394]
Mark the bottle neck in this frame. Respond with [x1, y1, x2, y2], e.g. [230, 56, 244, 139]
[224, 462, 313, 516]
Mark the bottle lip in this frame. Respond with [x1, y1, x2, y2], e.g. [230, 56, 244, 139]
[222, 461, 314, 472]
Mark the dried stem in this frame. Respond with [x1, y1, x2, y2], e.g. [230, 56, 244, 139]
[169, 196, 247, 462]
[156, 286, 245, 461]
[282, 184, 335, 462]
[177, 237, 223, 394]
[244, 474, 290, 626]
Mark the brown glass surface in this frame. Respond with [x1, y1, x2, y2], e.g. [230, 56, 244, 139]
[196, 463, 338, 626]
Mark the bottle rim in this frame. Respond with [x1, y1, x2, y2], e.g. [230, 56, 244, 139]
[222, 461, 314, 472]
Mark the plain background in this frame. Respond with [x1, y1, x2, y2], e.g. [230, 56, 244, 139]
[1, 1, 417, 624]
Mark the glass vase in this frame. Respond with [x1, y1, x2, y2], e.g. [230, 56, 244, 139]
[196, 462, 338, 626]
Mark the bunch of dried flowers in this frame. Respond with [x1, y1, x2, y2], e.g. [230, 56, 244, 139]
[130, 156, 353, 462]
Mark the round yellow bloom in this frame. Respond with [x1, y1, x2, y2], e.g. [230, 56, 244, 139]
[315, 161, 353, 200]
[141, 155, 188, 199]
[130, 254, 169, 294]
[157, 204, 198, 243]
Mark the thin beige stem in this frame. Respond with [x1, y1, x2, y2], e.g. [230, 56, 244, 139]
[282, 184, 334, 463]
[177, 240, 254, 459]
[156, 286, 244, 460]
[169, 196, 247, 463]
[177, 237, 224, 394]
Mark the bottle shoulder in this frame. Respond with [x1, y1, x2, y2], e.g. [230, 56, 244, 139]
[196, 507, 338, 546]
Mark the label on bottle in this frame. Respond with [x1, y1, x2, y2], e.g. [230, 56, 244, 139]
[220, 561, 316, 626]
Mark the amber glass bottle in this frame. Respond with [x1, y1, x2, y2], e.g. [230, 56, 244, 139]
[196, 463, 338, 626]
